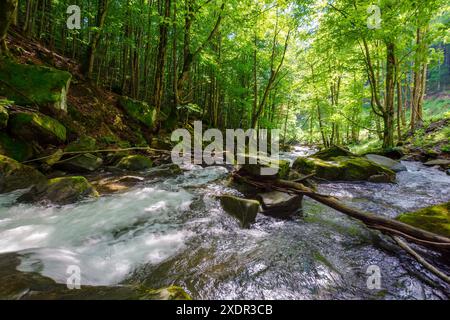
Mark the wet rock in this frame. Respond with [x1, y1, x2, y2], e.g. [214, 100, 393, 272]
[257, 191, 303, 219]
[365, 154, 407, 172]
[119, 96, 156, 129]
[0, 132, 33, 162]
[238, 155, 290, 180]
[311, 145, 355, 160]
[219, 195, 260, 228]
[116, 155, 153, 171]
[0, 155, 46, 193]
[65, 135, 96, 153]
[8, 110, 67, 145]
[396, 202, 450, 238]
[447, 169, 450, 176]
[93, 175, 144, 194]
[0, 60, 72, 113]
[143, 163, 182, 178]
[293, 156, 396, 183]
[368, 173, 394, 183]
[18, 176, 99, 205]
[56, 153, 103, 172]
[424, 159, 450, 170]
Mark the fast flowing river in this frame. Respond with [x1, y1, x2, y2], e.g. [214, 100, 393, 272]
[0, 146, 449, 299]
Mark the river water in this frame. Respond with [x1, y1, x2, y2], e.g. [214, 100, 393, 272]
[0, 146, 449, 299]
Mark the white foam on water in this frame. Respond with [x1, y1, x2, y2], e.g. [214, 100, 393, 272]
[0, 185, 195, 286]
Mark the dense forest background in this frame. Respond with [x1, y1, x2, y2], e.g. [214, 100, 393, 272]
[1, 0, 449, 149]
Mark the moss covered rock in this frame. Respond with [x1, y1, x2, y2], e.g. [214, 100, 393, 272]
[65, 135, 96, 153]
[140, 286, 192, 300]
[0, 155, 46, 193]
[312, 145, 356, 160]
[119, 96, 156, 129]
[0, 103, 8, 129]
[116, 155, 153, 171]
[18, 176, 99, 205]
[9, 110, 66, 144]
[219, 195, 260, 228]
[396, 202, 450, 238]
[238, 155, 290, 180]
[56, 153, 103, 172]
[293, 156, 396, 183]
[0, 60, 71, 112]
[0, 132, 33, 162]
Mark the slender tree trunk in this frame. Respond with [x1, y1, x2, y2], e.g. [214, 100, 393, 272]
[0, 0, 18, 55]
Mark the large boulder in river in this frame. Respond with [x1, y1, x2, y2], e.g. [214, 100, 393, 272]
[311, 145, 356, 160]
[293, 156, 396, 183]
[396, 202, 450, 238]
[424, 159, 450, 170]
[0, 60, 71, 113]
[219, 195, 260, 228]
[119, 96, 156, 129]
[365, 154, 407, 173]
[18, 176, 99, 205]
[238, 155, 290, 180]
[56, 153, 103, 173]
[116, 155, 153, 171]
[8, 110, 66, 145]
[0, 155, 46, 193]
[257, 191, 303, 219]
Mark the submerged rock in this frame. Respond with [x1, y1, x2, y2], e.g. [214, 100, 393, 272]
[311, 145, 356, 160]
[257, 191, 303, 219]
[8, 110, 67, 145]
[396, 202, 450, 238]
[0, 60, 71, 113]
[293, 156, 396, 183]
[219, 195, 260, 228]
[365, 154, 407, 173]
[0, 155, 46, 193]
[116, 155, 153, 171]
[119, 96, 156, 129]
[56, 153, 103, 172]
[18, 176, 99, 205]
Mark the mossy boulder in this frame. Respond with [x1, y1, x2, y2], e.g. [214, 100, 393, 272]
[0, 60, 71, 113]
[116, 155, 153, 171]
[0, 132, 33, 162]
[312, 145, 356, 160]
[18, 176, 99, 205]
[0, 155, 46, 193]
[65, 136, 96, 153]
[257, 191, 303, 219]
[8, 110, 66, 145]
[0, 104, 8, 129]
[238, 155, 290, 180]
[119, 96, 156, 129]
[219, 195, 260, 228]
[56, 153, 103, 173]
[293, 156, 396, 183]
[396, 202, 450, 238]
[365, 154, 407, 173]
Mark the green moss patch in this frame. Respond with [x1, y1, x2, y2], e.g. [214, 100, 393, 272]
[9, 110, 66, 144]
[0, 155, 46, 193]
[397, 202, 450, 238]
[0, 59, 71, 111]
[0, 132, 33, 162]
[119, 96, 156, 129]
[116, 155, 153, 171]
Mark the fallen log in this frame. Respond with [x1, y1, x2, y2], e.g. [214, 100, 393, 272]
[233, 174, 450, 251]
[234, 173, 450, 284]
